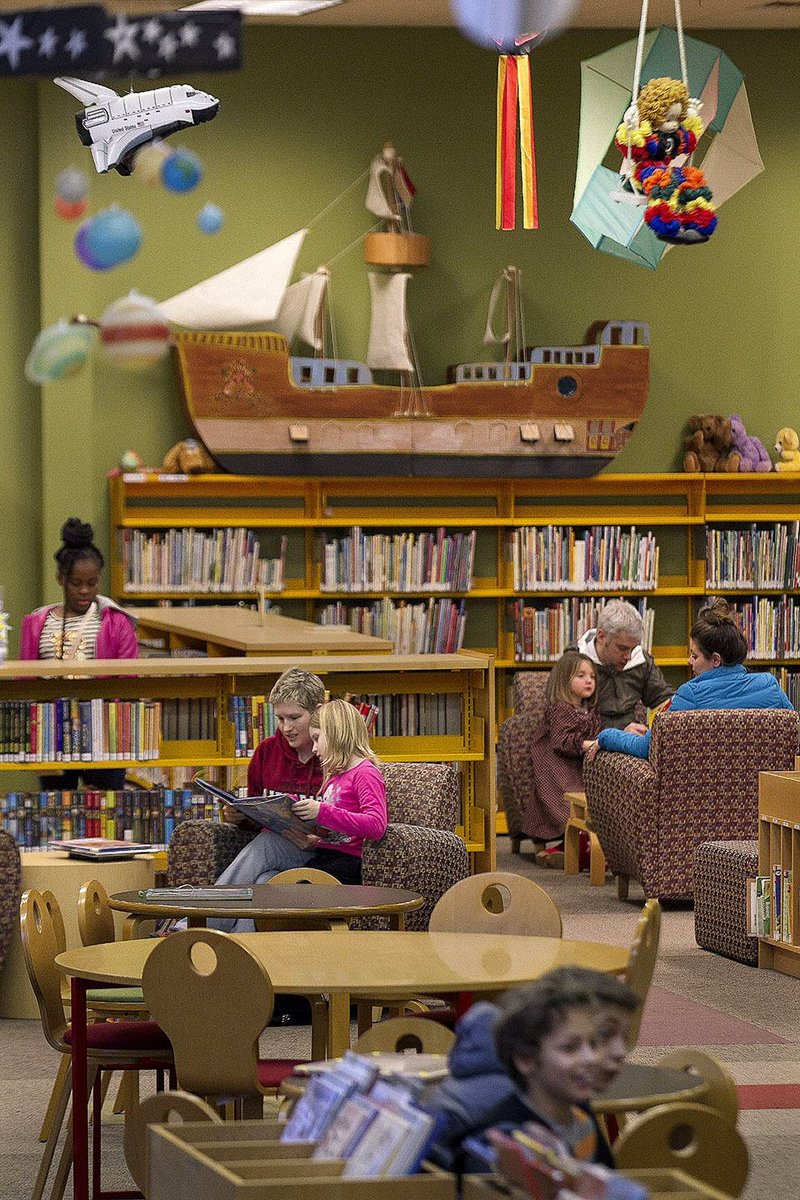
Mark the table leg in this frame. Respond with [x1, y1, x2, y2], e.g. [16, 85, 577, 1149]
[390, 914, 405, 931]
[71, 975, 89, 1200]
[326, 993, 351, 1058]
[187, 916, 208, 929]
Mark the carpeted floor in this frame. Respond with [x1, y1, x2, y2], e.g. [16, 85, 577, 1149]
[1, 837, 798, 1198]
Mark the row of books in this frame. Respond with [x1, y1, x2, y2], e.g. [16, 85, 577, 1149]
[0, 786, 219, 849]
[749, 868, 794, 942]
[706, 523, 800, 589]
[727, 596, 800, 659]
[317, 598, 467, 655]
[511, 597, 654, 662]
[318, 526, 477, 593]
[120, 528, 287, 593]
[162, 697, 217, 741]
[230, 694, 279, 757]
[507, 525, 659, 591]
[351, 692, 462, 738]
[0, 699, 161, 763]
[282, 1052, 437, 1178]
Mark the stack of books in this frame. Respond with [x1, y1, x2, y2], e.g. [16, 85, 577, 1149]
[0, 698, 162, 763]
[282, 1052, 438, 1177]
[121, 528, 287, 593]
[706, 522, 800, 589]
[320, 526, 477, 593]
[317, 597, 467, 654]
[749, 868, 793, 942]
[508, 525, 659, 591]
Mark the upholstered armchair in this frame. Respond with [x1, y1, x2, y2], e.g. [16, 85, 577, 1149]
[584, 707, 800, 901]
[168, 762, 469, 930]
[0, 830, 21, 975]
[496, 672, 549, 852]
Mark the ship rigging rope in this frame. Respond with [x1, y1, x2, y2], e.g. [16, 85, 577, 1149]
[622, 0, 690, 183]
[307, 168, 370, 232]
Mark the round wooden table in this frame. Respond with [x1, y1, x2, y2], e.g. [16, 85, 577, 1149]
[109, 884, 424, 935]
[57, 931, 628, 1200]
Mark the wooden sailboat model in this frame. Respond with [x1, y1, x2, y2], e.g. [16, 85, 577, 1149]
[167, 147, 650, 478]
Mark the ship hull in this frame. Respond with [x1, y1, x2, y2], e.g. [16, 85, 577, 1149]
[175, 328, 648, 479]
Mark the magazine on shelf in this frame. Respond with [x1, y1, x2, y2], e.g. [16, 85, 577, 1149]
[192, 776, 340, 841]
[50, 837, 159, 860]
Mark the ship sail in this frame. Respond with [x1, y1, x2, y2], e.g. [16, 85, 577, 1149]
[365, 144, 416, 223]
[274, 267, 329, 350]
[366, 272, 413, 372]
[483, 266, 521, 347]
[159, 229, 307, 329]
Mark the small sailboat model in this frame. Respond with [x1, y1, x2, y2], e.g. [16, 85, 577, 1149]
[168, 148, 649, 478]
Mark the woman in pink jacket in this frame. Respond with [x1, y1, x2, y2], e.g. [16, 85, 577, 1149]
[20, 517, 138, 790]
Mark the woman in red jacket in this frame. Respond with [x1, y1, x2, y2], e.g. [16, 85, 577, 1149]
[20, 517, 138, 790]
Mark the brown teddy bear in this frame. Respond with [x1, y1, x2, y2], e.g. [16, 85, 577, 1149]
[162, 438, 217, 474]
[683, 415, 740, 473]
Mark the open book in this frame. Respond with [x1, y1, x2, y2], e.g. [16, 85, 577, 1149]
[193, 776, 344, 842]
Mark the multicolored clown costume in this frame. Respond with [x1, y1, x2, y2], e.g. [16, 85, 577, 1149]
[615, 76, 717, 244]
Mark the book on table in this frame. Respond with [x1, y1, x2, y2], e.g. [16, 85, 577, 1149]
[50, 837, 159, 860]
[193, 776, 345, 842]
[137, 885, 254, 902]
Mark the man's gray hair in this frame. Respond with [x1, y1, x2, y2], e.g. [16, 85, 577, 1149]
[596, 599, 643, 641]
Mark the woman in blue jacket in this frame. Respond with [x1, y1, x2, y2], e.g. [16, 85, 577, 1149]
[589, 598, 793, 760]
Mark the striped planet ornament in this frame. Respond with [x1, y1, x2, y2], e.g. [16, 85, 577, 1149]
[99, 292, 171, 370]
[24, 319, 94, 385]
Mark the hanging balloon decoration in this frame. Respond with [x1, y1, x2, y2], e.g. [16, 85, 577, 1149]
[133, 140, 171, 185]
[99, 292, 172, 371]
[161, 147, 203, 194]
[197, 203, 224, 234]
[24, 319, 94, 385]
[451, 0, 579, 230]
[74, 206, 143, 271]
[54, 166, 90, 221]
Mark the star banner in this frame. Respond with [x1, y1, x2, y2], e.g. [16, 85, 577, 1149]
[0, 6, 242, 77]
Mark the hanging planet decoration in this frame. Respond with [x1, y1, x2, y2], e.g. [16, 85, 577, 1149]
[133, 140, 170, 185]
[55, 166, 89, 203]
[54, 195, 88, 221]
[99, 291, 172, 371]
[75, 207, 143, 271]
[197, 203, 224, 234]
[24, 319, 94, 385]
[161, 147, 203, 193]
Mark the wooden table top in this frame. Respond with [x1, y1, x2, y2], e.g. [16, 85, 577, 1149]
[57, 932, 629, 997]
[109, 884, 424, 921]
[128, 607, 393, 654]
[592, 1061, 708, 1113]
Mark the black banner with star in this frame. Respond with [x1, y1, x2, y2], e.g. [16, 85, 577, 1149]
[0, 6, 242, 76]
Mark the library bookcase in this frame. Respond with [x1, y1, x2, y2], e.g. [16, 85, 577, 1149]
[758, 770, 800, 978]
[0, 653, 495, 870]
[109, 472, 800, 721]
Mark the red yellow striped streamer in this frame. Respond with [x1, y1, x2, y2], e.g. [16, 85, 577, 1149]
[497, 55, 519, 231]
[517, 54, 538, 230]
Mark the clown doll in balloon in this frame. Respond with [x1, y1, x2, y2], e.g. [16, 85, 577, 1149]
[615, 76, 717, 244]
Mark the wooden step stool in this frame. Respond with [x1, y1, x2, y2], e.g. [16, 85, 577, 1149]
[564, 791, 607, 886]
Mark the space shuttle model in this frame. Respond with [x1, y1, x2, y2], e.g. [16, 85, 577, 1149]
[54, 76, 219, 175]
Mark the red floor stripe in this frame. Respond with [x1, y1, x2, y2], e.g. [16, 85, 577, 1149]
[737, 1083, 800, 1110]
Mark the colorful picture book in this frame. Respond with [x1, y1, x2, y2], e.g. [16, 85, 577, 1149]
[192, 776, 335, 841]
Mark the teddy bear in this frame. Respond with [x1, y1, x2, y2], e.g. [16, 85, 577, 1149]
[683, 415, 739, 473]
[729, 415, 772, 473]
[162, 438, 217, 474]
[774, 428, 800, 472]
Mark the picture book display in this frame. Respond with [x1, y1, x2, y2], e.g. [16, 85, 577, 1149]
[50, 837, 159, 860]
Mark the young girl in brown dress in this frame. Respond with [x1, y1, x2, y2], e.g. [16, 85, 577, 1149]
[525, 651, 603, 868]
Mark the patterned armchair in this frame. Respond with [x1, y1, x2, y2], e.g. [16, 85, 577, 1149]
[496, 672, 549, 852]
[584, 707, 800, 901]
[168, 762, 468, 930]
[0, 830, 22, 975]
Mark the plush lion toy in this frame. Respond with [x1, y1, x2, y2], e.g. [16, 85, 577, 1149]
[162, 438, 217, 474]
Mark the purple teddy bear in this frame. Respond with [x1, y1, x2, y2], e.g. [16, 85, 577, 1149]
[729, 414, 772, 473]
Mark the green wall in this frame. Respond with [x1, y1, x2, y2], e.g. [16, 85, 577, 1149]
[9, 25, 799, 631]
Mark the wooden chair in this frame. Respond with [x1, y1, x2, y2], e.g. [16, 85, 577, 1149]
[428, 871, 563, 937]
[614, 1102, 749, 1197]
[563, 791, 607, 886]
[123, 1090, 221, 1197]
[657, 1049, 739, 1127]
[20, 888, 173, 1200]
[623, 899, 661, 1047]
[141, 928, 304, 1118]
[269, 867, 341, 885]
[354, 1016, 456, 1055]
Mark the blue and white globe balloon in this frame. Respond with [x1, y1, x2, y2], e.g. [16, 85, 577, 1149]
[75, 207, 142, 271]
[162, 148, 203, 194]
[25, 320, 94, 385]
[197, 203, 224, 234]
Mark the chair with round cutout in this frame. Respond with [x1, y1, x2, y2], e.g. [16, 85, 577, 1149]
[614, 1101, 749, 1197]
[354, 1015, 456, 1055]
[657, 1048, 739, 1126]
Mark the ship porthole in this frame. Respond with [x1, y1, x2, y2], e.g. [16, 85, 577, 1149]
[557, 374, 579, 397]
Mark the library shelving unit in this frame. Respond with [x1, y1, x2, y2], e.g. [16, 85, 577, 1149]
[757, 770, 800, 979]
[109, 471, 800, 721]
[0, 652, 496, 871]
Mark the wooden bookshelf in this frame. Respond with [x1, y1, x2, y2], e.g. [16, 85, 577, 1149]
[758, 770, 800, 978]
[109, 472, 800, 721]
[0, 653, 495, 870]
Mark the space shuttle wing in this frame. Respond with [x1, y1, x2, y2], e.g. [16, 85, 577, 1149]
[55, 76, 119, 106]
[91, 141, 110, 173]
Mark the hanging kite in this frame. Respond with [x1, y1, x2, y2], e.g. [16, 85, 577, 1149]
[571, 4, 763, 269]
[451, 0, 579, 231]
